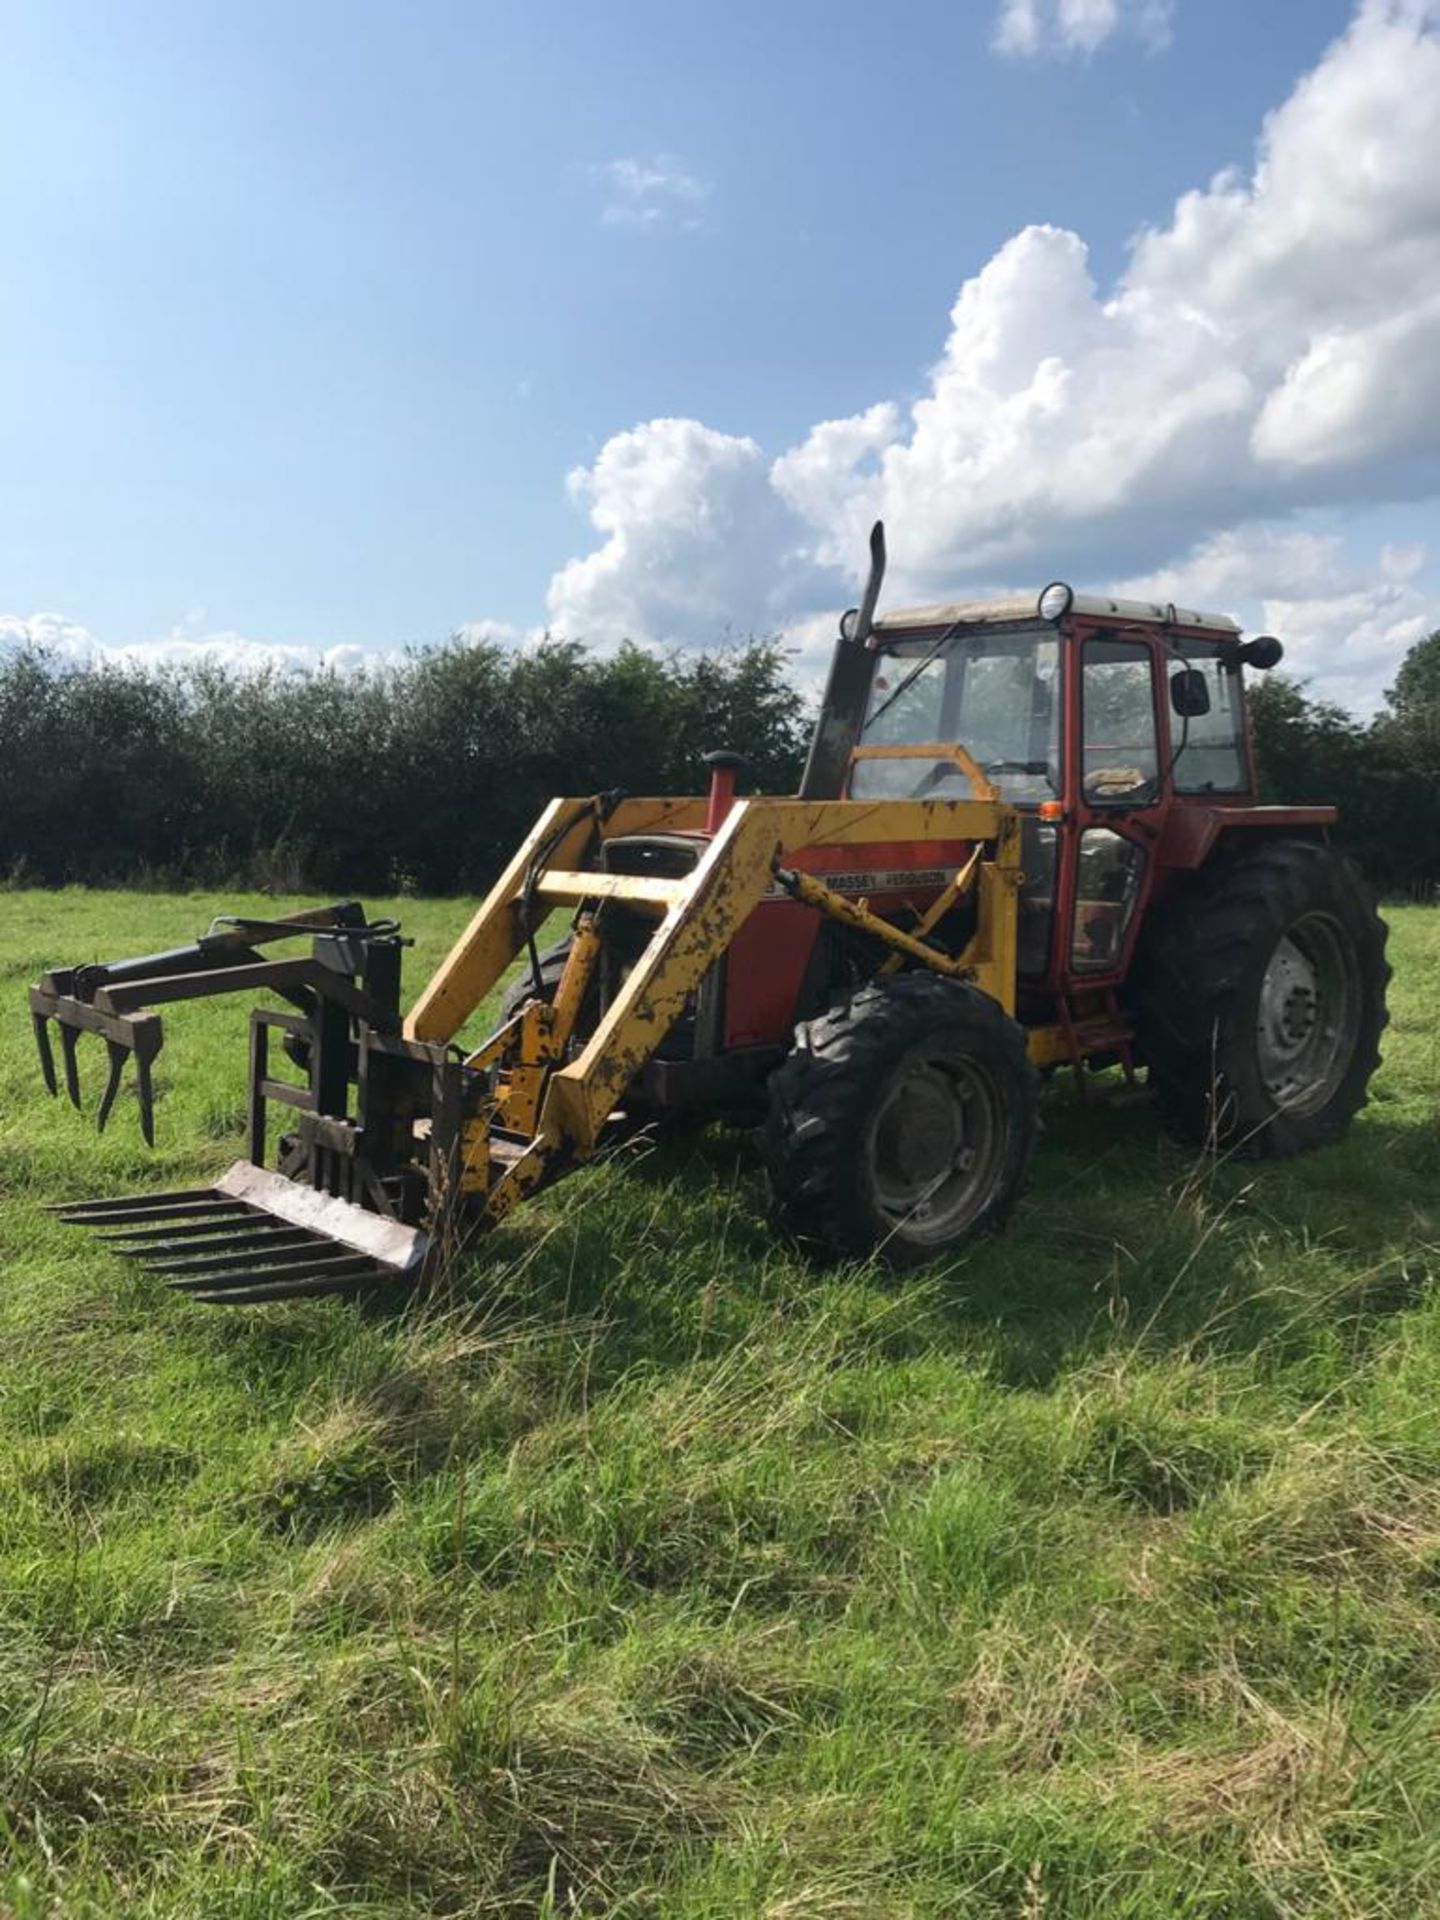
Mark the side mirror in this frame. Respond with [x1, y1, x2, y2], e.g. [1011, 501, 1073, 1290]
[1238, 634, 1284, 671]
[1170, 667, 1211, 719]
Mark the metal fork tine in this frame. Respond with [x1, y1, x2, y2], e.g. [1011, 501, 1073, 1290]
[59, 1022, 83, 1110]
[33, 1012, 58, 1098]
[183, 1261, 389, 1305]
[118, 1228, 307, 1259]
[144, 1234, 320, 1276]
[81, 1198, 251, 1228]
[96, 1040, 130, 1133]
[53, 1185, 219, 1218]
[97, 1217, 279, 1250]
[166, 1249, 372, 1292]
[135, 1048, 156, 1147]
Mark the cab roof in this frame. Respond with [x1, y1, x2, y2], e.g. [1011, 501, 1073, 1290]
[872, 591, 1242, 638]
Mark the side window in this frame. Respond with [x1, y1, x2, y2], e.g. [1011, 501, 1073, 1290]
[1071, 828, 1146, 975]
[1017, 818, 1058, 976]
[1081, 638, 1158, 807]
[1171, 643, 1247, 794]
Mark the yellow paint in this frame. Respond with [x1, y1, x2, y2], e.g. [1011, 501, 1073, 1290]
[848, 741, 998, 800]
[779, 866, 980, 980]
[534, 871, 685, 906]
[878, 845, 983, 977]
[1026, 1024, 1075, 1069]
[406, 787, 1031, 1226]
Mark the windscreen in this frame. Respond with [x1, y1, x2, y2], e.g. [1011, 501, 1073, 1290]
[851, 623, 1061, 802]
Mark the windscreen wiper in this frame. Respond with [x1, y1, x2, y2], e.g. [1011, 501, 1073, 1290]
[861, 620, 964, 736]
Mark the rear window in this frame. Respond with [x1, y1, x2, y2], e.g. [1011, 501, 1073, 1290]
[1170, 641, 1247, 794]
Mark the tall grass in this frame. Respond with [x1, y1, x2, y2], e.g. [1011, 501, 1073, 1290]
[2, 891, 1439, 1916]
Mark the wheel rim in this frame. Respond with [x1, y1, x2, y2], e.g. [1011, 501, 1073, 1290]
[864, 1048, 1005, 1247]
[1255, 912, 1360, 1115]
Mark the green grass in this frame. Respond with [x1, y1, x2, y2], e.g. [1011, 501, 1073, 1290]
[3, 890, 1440, 1917]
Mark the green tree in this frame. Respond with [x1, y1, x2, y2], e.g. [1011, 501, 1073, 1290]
[1384, 628, 1440, 719]
[0, 635, 811, 892]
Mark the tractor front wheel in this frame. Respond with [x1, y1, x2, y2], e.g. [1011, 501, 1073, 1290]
[1135, 838, 1388, 1157]
[762, 974, 1039, 1267]
[499, 938, 577, 1026]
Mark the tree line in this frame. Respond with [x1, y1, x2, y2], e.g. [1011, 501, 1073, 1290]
[0, 639, 809, 893]
[1249, 629, 1440, 896]
[3, 627, 1439, 896]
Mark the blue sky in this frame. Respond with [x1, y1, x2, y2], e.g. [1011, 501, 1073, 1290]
[1, 0, 1436, 709]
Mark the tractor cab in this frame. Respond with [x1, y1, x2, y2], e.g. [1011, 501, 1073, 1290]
[838, 586, 1288, 996]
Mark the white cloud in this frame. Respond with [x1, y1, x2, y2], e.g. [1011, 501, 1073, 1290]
[992, 0, 1173, 58]
[1, 607, 543, 677]
[0, 612, 103, 660]
[546, 1, 1440, 710]
[1263, 580, 1434, 716]
[0, 611, 375, 676]
[449, 616, 522, 647]
[545, 417, 823, 648]
[592, 155, 708, 230]
[1117, 526, 1438, 715]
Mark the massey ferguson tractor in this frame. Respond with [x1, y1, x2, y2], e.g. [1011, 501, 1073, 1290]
[31, 526, 1388, 1304]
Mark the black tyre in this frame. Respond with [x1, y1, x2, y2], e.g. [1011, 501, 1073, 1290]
[762, 973, 1039, 1268]
[1134, 838, 1388, 1158]
[499, 938, 576, 1025]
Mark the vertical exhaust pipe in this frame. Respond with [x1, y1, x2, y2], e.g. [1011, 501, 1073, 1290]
[799, 521, 886, 800]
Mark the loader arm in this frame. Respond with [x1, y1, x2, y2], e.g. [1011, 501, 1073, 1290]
[405, 791, 1022, 1234]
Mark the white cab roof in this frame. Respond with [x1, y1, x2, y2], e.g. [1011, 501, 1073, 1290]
[873, 591, 1241, 637]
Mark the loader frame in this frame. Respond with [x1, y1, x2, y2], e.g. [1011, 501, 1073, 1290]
[405, 785, 1024, 1233]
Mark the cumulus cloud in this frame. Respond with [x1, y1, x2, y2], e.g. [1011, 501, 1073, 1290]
[0, 612, 103, 661]
[991, 0, 1174, 58]
[547, 1, 1440, 709]
[450, 616, 523, 647]
[0, 611, 375, 676]
[592, 155, 708, 230]
[545, 417, 826, 648]
[1117, 526, 1438, 715]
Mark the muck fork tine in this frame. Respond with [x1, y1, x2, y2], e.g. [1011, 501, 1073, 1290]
[134, 1045, 156, 1147]
[33, 1011, 58, 1098]
[58, 1020, 83, 1111]
[96, 1039, 130, 1133]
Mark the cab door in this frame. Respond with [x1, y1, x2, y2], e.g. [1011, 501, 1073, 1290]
[1056, 630, 1166, 989]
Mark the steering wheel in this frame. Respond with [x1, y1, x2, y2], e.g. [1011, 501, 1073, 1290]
[914, 759, 974, 796]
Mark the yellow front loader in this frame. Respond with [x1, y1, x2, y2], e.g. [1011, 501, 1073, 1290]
[34, 768, 1029, 1302]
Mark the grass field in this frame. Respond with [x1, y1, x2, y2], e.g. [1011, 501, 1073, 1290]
[3, 891, 1440, 1918]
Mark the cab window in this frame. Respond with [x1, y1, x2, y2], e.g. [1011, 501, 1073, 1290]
[1170, 640, 1247, 793]
[1081, 637, 1158, 807]
[1071, 828, 1146, 973]
[850, 625, 1060, 803]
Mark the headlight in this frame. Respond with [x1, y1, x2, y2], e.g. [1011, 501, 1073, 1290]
[1037, 581, 1074, 622]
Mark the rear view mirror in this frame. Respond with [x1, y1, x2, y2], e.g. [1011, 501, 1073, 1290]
[1238, 634, 1284, 670]
[1170, 668, 1211, 719]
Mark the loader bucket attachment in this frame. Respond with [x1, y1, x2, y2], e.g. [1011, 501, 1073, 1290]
[52, 1163, 428, 1305]
[36, 903, 458, 1307]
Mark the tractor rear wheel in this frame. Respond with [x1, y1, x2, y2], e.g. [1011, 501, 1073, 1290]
[762, 973, 1038, 1267]
[1134, 838, 1388, 1157]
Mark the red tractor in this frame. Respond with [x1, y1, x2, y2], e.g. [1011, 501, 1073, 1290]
[33, 526, 1388, 1303]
